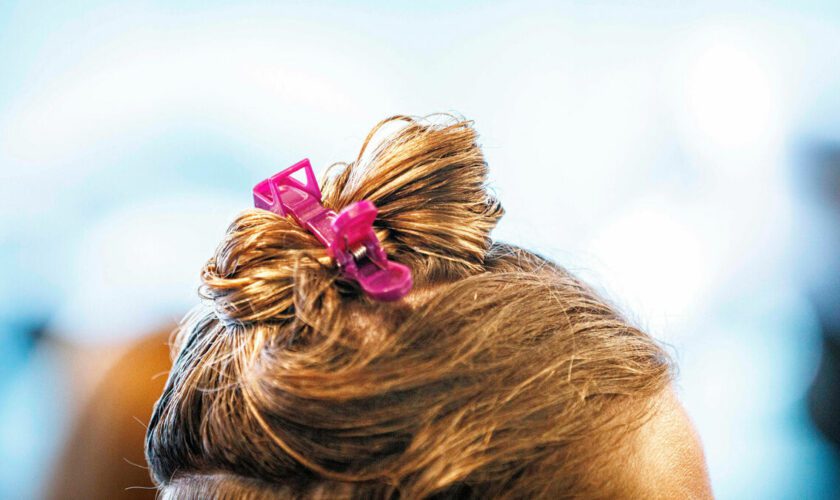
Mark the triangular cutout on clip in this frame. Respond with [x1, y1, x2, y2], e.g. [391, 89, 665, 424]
[289, 165, 308, 186]
[277, 158, 321, 200]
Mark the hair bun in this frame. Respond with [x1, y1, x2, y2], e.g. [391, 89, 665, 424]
[322, 115, 504, 282]
[201, 115, 503, 323]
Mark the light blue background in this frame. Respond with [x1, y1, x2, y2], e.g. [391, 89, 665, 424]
[2, 1, 839, 498]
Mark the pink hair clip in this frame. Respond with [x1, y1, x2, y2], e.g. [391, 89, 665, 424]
[253, 159, 413, 301]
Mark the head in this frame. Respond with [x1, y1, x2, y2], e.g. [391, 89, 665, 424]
[146, 116, 711, 498]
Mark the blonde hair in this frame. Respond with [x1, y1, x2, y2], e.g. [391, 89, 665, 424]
[145, 115, 672, 498]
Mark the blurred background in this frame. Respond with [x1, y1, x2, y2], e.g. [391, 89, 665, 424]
[2, 1, 840, 498]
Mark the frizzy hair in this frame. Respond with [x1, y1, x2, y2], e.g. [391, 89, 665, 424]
[145, 115, 672, 499]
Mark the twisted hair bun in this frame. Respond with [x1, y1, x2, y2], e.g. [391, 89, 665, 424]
[202, 116, 502, 324]
[147, 115, 672, 499]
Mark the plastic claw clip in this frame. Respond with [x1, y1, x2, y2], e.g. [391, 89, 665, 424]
[253, 158, 412, 301]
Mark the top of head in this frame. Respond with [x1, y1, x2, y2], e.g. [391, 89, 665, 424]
[145, 115, 677, 499]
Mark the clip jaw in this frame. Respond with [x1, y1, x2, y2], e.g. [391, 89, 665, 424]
[253, 159, 412, 301]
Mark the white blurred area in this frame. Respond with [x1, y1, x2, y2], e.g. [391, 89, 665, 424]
[2, 1, 840, 498]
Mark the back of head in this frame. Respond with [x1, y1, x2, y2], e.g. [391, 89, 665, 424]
[145, 116, 673, 498]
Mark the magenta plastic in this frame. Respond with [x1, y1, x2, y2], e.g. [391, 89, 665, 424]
[253, 159, 412, 301]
